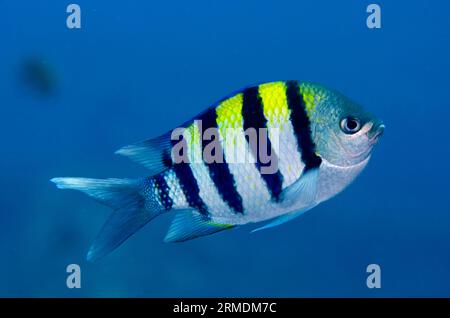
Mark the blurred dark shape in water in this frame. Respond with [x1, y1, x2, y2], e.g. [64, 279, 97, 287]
[20, 56, 58, 98]
[50, 224, 84, 257]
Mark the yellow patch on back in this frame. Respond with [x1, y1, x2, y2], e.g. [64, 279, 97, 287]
[184, 122, 202, 163]
[216, 93, 244, 129]
[216, 93, 244, 143]
[258, 82, 290, 131]
[299, 82, 324, 117]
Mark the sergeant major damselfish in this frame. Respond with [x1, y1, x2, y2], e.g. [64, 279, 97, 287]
[51, 81, 385, 261]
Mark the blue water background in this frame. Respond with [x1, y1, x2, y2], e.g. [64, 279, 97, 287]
[0, 0, 449, 296]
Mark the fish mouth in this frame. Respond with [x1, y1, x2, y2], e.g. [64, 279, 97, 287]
[368, 122, 385, 143]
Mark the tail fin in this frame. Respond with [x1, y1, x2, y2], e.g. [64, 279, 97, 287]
[51, 177, 162, 262]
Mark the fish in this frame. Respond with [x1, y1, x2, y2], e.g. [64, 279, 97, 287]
[21, 56, 57, 97]
[51, 81, 384, 261]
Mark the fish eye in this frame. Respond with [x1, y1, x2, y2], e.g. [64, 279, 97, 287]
[340, 117, 361, 134]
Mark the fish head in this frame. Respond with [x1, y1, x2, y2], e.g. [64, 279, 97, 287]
[304, 83, 384, 167]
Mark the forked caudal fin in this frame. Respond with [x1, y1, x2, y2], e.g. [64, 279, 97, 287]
[50, 177, 163, 262]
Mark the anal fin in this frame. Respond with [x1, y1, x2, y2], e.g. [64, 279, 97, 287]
[164, 210, 234, 243]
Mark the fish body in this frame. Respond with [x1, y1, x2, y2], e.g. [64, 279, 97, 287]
[52, 81, 384, 261]
[22, 57, 57, 96]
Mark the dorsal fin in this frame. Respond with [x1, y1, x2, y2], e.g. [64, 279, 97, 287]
[115, 131, 173, 175]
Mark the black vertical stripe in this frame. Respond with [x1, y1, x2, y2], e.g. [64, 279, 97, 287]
[198, 108, 244, 214]
[285, 81, 322, 170]
[171, 137, 209, 216]
[173, 163, 209, 216]
[153, 174, 173, 210]
[161, 150, 173, 168]
[242, 86, 284, 201]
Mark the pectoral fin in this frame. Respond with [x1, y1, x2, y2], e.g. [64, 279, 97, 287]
[280, 168, 320, 207]
[251, 205, 315, 233]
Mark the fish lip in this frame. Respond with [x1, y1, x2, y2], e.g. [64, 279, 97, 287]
[368, 123, 385, 143]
